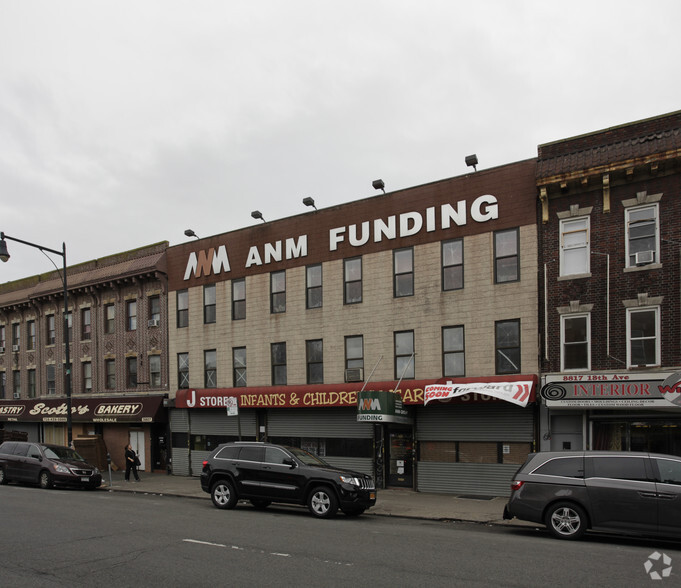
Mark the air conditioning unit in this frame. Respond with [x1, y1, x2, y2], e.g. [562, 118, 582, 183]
[635, 250, 654, 265]
[0, 346, 4, 354]
[12, 345, 20, 352]
[148, 319, 160, 327]
[13, 391, 20, 399]
[344, 368, 364, 383]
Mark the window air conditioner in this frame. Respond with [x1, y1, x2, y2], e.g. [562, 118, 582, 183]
[635, 250, 654, 265]
[13, 391, 20, 399]
[344, 368, 364, 383]
[0, 346, 4, 354]
[12, 345, 20, 352]
[148, 319, 160, 327]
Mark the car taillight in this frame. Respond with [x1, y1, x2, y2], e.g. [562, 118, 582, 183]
[202, 460, 209, 469]
[510, 480, 524, 492]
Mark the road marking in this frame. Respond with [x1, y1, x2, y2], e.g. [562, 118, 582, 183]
[183, 540, 347, 566]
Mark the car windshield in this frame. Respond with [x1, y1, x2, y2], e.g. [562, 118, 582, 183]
[43, 446, 86, 462]
[287, 446, 331, 467]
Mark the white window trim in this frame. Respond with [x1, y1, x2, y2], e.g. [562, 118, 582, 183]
[559, 216, 590, 277]
[625, 203, 659, 268]
[560, 313, 591, 372]
[626, 306, 660, 368]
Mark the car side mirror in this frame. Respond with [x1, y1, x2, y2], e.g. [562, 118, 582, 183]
[283, 458, 296, 468]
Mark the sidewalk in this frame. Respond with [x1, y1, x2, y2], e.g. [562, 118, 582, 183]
[100, 470, 532, 527]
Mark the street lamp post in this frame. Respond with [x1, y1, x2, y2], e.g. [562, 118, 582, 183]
[0, 231, 73, 446]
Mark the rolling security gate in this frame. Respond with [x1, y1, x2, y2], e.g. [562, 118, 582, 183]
[266, 407, 374, 476]
[416, 403, 534, 496]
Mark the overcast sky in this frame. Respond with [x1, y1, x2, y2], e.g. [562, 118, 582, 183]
[1, 1, 680, 283]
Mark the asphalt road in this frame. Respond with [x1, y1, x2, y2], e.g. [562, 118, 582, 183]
[1, 484, 680, 587]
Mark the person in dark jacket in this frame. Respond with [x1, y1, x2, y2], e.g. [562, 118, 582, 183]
[125, 443, 141, 482]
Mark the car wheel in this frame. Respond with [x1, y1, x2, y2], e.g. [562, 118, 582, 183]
[341, 507, 366, 517]
[39, 470, 54, 490]
[211, 480, 237, 509]
[545, 502, 587, 540]
[250, 499, 271, 510]
[0, 467, 7, 485]
[308, 486, 338, 519]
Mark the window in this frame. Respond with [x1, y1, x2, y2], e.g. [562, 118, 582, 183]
[126, 300, 137, 331]
[626, 204, 659, 267]
[105, 359, 116, 390]
[271, 271, 286, 313]
[494, 228, 519, 283]
[47, 365, 56, 395]
[394, 248, 414, 297]
[65, 312, 73, 343]
[560, 217, 589, 276]
[81, 308, 91, 340]
[345, 335, 364, 371]
[26, 321, 35, 351]
[535, 457, 584, 478]
[149, 295, 161, 323]
[394, 330, 415, 379]
[306, 339, 323, 384]
[233, 347, 246, 387]
[177, 290, 189, 328]
[0, 325, 5, 350]
[149, 355, 161, 387]
[561, 314, 590, 371]
[104, 304, 115, 334]
[306, 264, 322, 309]
[495, 319, 520, 374]
[587, 456, 649, 481]
[0, 371, 5, 399]
[204, 350, 217, 388]
[27, 369, 36, 399]
[126, 357, 138, 387]
[344, 257, 362, 304]
[178, 353, 189, 389]
[82, 362, 92, 393]
[627, 307, 659, 367]
[11, 323, 20, 349]
[46, 315, 56, 345]
[442, 239, 463, 291]
[271, 342, 287, 385]
[654, 458, 681, 485]
[12, 370, 20, 399]
[232, 279, 246, 320]
[442, 326, 465, 377]
[204, 284, 216, 324]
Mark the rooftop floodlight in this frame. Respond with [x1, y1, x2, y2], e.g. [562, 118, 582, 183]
[302, 197, 317, 210]
[251, 210, 266, 223]
[465, 154, 478, 171]
[372, 179, 385, 194]
[184, 229, 199, 239]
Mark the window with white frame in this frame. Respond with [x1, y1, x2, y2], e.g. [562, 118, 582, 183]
[626, 204, 659, 267]
[560, 217, 589, 276]
[627, 307, 660, 367]
[561, 313, 590, 371]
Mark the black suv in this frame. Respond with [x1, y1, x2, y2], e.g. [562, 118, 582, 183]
[200, 442, 376, 518]
[0, 441, 102, 490]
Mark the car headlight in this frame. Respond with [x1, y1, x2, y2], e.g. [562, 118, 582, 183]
[339, 475, 359, 486]
[53, 464, 70, 474]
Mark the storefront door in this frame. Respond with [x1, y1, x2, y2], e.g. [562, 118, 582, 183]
[387, 427, 413, 487]
[130, 430, 146, 470]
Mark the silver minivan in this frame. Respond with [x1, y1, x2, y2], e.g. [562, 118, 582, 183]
[503, 451, 681, 539]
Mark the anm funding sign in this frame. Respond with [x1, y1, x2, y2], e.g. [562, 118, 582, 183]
[357, 390, 412, 424]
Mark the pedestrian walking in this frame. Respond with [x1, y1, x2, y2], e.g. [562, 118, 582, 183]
[125, 443, 141, 482]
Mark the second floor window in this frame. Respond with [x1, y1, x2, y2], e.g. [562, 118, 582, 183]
[204, 284, 216, 324]
[394, 330, 415, 379]
[177, 290, 189, 328]
[627, 307, 659, 367]
[271, 342, 287, 385]
[81, 308, 91, 340]
[27, 369, 36, 398]
[442, 326, 465, 377]
[233, 347, 246, 387]
[46, 315, 56, 345]
[344, 257, 362, 304]
[205, 350, 217, 388]
[178, 353, 189, 389]
[271, 271, 286, 313]
[560, 217, 589, 276]
[126, 357, 138, 387]
[104, 304, 115, 334]
[495, 319, 520, 374]
[345, 335, 364, 371]
[126, 301, 137, 331]
[626, 204, 659, 267]
[13, 370, 20, 398]
[442, 239, 463, 291]
[105, 359, 116, 390]
[306, 264, 322, 309]
[394, 248, 414, 297]
[149, 355, 161, 387]
[26, 321, 35, 351]
[306, 339, 323, 384]
[561, 314, 590, 371]
[47, 365, 56, 395]
[494, 228, 519, 283]
[82, 362, 92, 393]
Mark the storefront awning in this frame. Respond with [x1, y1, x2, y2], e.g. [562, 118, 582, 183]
[0, 395, 167, 423]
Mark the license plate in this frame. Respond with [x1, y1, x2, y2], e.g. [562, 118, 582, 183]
[81, 477, 90, 482]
